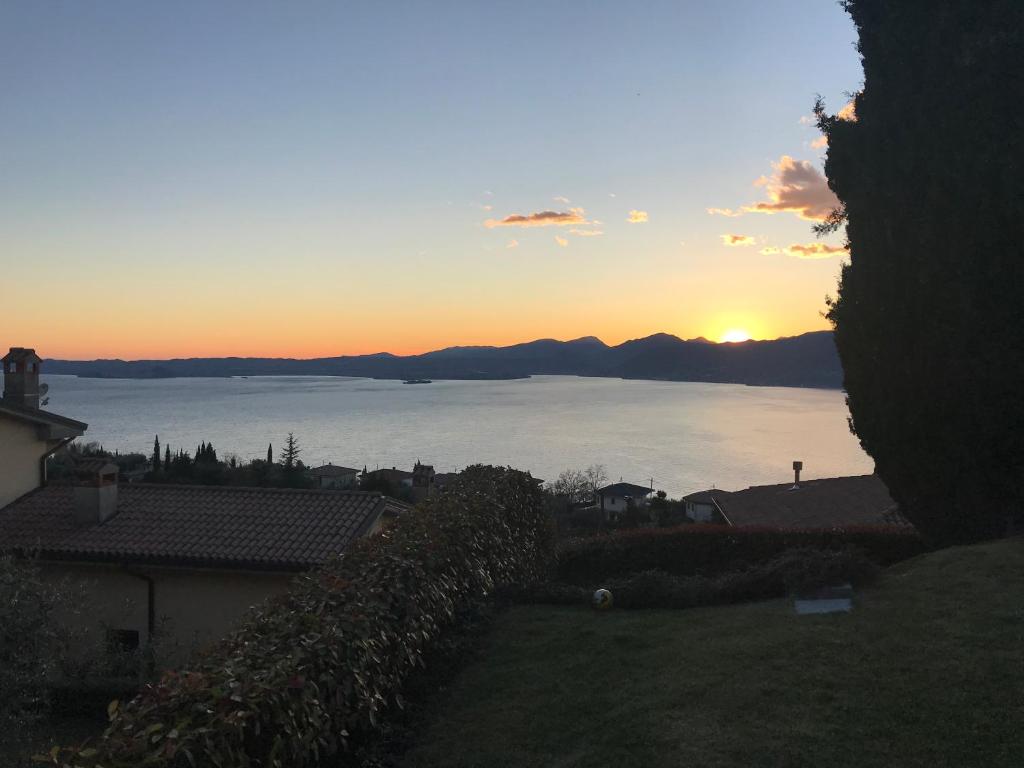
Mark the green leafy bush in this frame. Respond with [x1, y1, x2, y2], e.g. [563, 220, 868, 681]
[557, 524, 924, 585]
[520, 548, 879, 610]
[49, 465, 554, 768]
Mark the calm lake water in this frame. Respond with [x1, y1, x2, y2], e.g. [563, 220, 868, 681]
[42, 374, 872, 497]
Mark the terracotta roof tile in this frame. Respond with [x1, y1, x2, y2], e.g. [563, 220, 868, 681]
[0, 484, 409, 571]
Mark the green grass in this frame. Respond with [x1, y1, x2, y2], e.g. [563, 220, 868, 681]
[402, 538, 1024, 768]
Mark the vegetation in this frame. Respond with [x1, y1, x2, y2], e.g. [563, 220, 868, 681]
[520, 547, 879, 610]
[817, 0, 1024, 545]
[556, 523, 925, 584]
[47, 466, 554, 768]
[403, 537, 1024, 768]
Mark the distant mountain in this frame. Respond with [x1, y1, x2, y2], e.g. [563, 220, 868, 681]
[44, 331, 844, 389]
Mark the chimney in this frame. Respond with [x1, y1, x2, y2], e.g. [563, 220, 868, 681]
[73, 459, 119, 524]
[3, 347, 42, 410]
[792, 460, 803, 489]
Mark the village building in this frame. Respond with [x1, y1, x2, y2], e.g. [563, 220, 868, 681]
[306, 462, 361, 489]
[684, 463, 909, 528]
[0, 347, 87, 509]
[0, 463, 408, 662]
[595, 482, 654, 520]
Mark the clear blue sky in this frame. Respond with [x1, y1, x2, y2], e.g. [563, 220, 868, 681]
[1, 1, 863, 358]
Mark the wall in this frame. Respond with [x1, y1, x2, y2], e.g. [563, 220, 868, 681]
[39, 561, 294, 667]
[0, 413, 45, 508]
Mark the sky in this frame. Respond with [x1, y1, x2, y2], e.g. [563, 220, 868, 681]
[0, 1, 863, 360]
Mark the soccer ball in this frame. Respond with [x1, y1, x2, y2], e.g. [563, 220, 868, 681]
[592, 588, 613, 610]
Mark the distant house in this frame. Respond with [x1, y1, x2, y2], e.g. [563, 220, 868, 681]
[411, 461, 436, 502]
[362, 467, 414, 489]
[434, 472, 460, 492]
[595, 482, 654, 520]
[0, 347, 87, 508]
[682, 489, 731, 523]
[0, 462, 409, 663]
[306, 462, 360, 489]
[685, 464, 908, 529]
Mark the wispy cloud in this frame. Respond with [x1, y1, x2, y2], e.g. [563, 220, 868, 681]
[553, 195, 571, 204]
[484, 208, 588, 228]
[569, 228, 604, 237]
[741, 155, 839, 221]
[761, 242, 848, 259]
[721, 234, 755, 246]
[627, 209, 649, 223]
[506, 239, 519, 249]
[837, 100, 857, 121]
[810, 135, 828, 149]
[554, 235, 569, 247]
[706, 207, 742, 217]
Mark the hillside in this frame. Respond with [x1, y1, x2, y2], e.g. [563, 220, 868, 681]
[44, 331, 843, 388]
[401, 538, 1024, 768]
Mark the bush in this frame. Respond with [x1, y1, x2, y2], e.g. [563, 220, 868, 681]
[520, 548, 880, 610]
[556, 524, 925, 585]
[49, 465, 555, 768]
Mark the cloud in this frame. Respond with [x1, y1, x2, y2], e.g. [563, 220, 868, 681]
[760, 242, 848, 259]
[553, 195, 571, 204]
[721, 234, 755, 246]
[810, 135, 828, 149]
[554, 235, 569, 247]
[569, 228, 604, 237]
[627, 209, 649, 223]
[506, 239, 519, 249]
[706, 207, 742, 217]
[837, 100, 857, 121]
[484, 208, 588, 228]
[741, 155, 839, 221]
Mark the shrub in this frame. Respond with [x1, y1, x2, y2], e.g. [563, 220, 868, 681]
[520, 548, 879, 611]
[556, 524, 925, 585]
[49, 465, 554, 768]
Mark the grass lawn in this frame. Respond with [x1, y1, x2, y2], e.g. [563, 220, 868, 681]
[402, 538, 1024, 768]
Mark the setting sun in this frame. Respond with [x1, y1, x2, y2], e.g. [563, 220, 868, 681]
[720, 329, 752, 343]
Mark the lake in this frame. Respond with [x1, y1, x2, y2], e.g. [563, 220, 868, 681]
[41, 374, 872, 497]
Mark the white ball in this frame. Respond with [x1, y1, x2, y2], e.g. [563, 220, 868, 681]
[592, 588, 613, 610]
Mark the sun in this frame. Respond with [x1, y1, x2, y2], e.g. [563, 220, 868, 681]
[720, 329, 752, 343]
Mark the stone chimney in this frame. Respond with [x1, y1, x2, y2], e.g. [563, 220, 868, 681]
[73, 459, 120, 525]
[792, 460, 803, 489]
[3, 347, 42, 410]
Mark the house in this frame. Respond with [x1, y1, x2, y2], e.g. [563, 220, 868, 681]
[0, 460, 409, 663]
[306, 462, 361, 489]
[0, 347, 87, 508]
[361, 467, 414, 489]
[411, 461, 435, 502]
[434, 472, 460, 492]
[684, 462, 909, 529]
[595, 482, 654, 520]
[682, 488, 731, 523]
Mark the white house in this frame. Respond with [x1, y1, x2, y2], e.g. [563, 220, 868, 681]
[0, 347, 87, 509]
[595, 482, 654, 520]
[306, 463, 361, 489]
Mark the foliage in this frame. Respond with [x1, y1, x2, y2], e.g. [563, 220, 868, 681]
[517, 547, 878, 610]
[818, 0, 1024, 544]
[556, 523, 925, 584]
[48, 465, 555, 768]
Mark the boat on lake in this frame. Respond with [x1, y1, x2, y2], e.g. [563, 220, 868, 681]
[403, 378, 432, 384]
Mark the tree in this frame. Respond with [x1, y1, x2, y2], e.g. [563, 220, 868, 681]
[280, 433, 301, 470]
[548, 469, 591, 506]
[164, 445, 171, 472]
[267, 443, 273, 465]
[151, 435, 161, 473]
[584, 464, 608, 496]
[818, 0, 1024, 544]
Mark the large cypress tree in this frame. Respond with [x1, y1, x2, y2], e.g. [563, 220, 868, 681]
[818, 0, 1023, 544]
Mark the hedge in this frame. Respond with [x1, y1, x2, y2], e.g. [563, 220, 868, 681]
[556, 524, 927, 585]
[48, 465, 555, 768]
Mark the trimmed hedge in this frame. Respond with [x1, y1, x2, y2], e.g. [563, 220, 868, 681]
[557, 524, 926, 585]
[521, 547, 881, 610]
[50, 465, 554, 768]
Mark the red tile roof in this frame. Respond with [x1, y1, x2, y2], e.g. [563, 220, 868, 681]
[0, 484, 408, 571]
[715, 474, 909, 529]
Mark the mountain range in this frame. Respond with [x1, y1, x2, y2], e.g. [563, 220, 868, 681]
[44, 331, 843, 389]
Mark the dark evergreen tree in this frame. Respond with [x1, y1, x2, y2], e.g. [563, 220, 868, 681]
[152, 435, 161, 473]
[164, 446, 171, 472]
[267, 444, 273, 465]
[818, 0, 1024, 544]
[280, 433, 300, 470]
